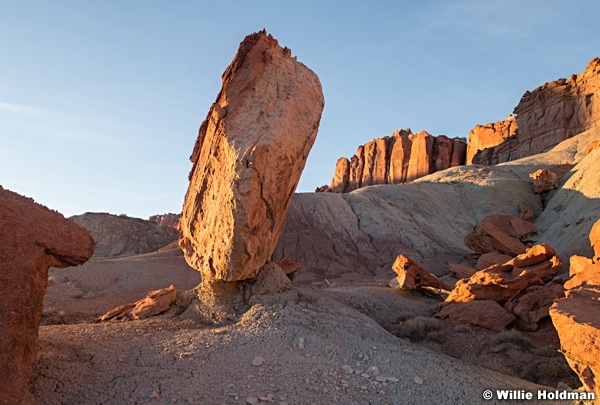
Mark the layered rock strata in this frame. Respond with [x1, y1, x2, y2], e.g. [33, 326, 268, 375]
[179, 30, 324, 282]
[0, 187, 95, 405]
[325, 129, 467, 193]
[473, 58, 600, 164]
[466, 116, 518, 164]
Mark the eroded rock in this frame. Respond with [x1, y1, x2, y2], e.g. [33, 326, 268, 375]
[0, 186, 95, 405]
[179, 30, 324, 282]
[529, 169, 558, 193]
[464, 215, 537, 256]
[504, 283, 564, 331]
[436, 300, 516, 332]
[392, 254, 451, 292]
[98, 285, 177, 322]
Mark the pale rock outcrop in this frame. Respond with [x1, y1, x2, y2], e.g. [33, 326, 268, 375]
[71, 212, 178, 257]
[0, 186, 95, 405]
[473, 58, 600, 164]
[324, 129, 466, 193]
[466, 116, 518, 164]
[392, 254, 451, 292]
[98, 285, 177, 322]
[529, 169, 558, 193]
[179, 31, 324, 282]
[436, 300, 516, 332]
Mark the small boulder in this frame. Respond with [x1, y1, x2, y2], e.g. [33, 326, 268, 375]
[504, 284, 565, 331]
[392, 254, 451, 292]
[476, 252, 513, 270]
[529, 169, 558, 193]
[448, 263, 477, 279]
[98, 285, 177, 322]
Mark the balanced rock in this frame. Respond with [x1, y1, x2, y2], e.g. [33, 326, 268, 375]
[0, 186, 95, 405]
[392, 254, 451, 292]
[179, 30, 324, 282]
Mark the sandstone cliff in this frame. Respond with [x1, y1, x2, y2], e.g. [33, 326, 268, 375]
[466, 116, 517, 164]
[325, 129, 467, 193]
[71, 213, 178, 258]
[473, 58, 600, 164]
[148, 213, 180, 229]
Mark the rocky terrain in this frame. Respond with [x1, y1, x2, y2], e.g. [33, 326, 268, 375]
[1, 30, 600, 404]
[70, 212, 178, 258]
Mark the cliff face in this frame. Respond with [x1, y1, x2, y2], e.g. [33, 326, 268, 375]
[326, 129, 467, 193]
[473, 58, 600, 164]
[466, 116, 518, 164]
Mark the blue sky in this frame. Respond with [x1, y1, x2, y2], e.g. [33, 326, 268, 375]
[1, 1, 599, 218]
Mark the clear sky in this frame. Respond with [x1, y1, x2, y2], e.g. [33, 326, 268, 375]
[1, 1, 599, 219]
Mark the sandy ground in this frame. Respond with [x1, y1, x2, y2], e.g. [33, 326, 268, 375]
[32, 248, 582, 405]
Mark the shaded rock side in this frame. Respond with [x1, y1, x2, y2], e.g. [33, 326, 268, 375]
[466, 116, 518, 164]
[436, 300, 515, 332]
[392, 254, 451, 292]
[179, 30, 324, 282]
[0, 186, 95, 405]
[473, 57, 600, 164]
[71, 212, 178, 258]
[324, 129, 467, 193]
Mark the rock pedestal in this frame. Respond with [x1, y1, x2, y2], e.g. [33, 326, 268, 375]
[179, 30, 324, 282]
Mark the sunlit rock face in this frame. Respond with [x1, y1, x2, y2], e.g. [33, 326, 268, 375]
[473, 57, 600, 164]
[0, 186, 95, 405]
[324, 129, 467, 193]
[466, 116, 518, 164]
[179, 30, 324, 282]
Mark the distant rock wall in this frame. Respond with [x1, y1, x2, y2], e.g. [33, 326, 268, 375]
[324, 129, 467, 193]
[473, 58, 600, 165]
[71, 213, 178, 257]
[148, 213, 180, 229]
[466, 116, 518, 164]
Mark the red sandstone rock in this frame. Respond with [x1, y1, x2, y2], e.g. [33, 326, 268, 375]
[505, 243, 556, 268]
[464, 215, 536, 256]
[347, 145, 365, 192]
[504, 284, 565, 331]
[148, 212, 181, 229]
[476, 252, 513, 270]
[361, 137, 391, 187]
[0, 186, 95, 405]
[590, 219, 600, 261]
[436, 300, 515, 332]
[570, 255, 593, 276]
[98, 285, 177, 322]
[406, 131, 434, 182]
[330, 157, 350, 193]
[474, 58, 600, 165]
[466, 116, 518, 164]
[587, 139, 600, 154]
[179, 31, 324, 282]
[450, 138, 467, 167]
[388, 129, 412, 184]
[529, 169, 558, 193]
[448, 263, 477, 279]
[446, 246, 561, 304]
[432, 135, 454, 172]
[392, 254, 451, 292]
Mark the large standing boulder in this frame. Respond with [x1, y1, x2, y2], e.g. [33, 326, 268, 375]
[0, 186, 95, 405]
[179, 31, 324, 282]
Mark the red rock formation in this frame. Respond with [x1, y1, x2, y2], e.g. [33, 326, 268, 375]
[448, 263, 477, 279]
[550, 220, 600, 398]
[473, 58, 600, 164]
[466, 116, 518, 164]
[179, 31, 324, 282]
[529, 169, 558, 193]
[505, 283, 564, 331]
[330, 157, 350, 193]
[98, 285, 177, 322]
[464, 215, 537, 256]
[324, 129, 467, 193]
[392, 254, 452, 292]
[445, 244, 562, 305]
[436, 300, 516, 332]
[0, 186, 95, 405]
